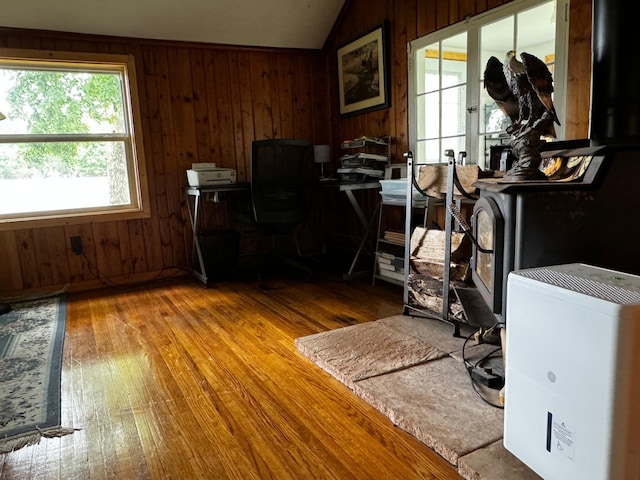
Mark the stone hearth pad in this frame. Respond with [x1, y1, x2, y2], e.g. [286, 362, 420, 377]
[457, 440, 541, 480]
[294, 320, 448, 388]
[353, 356, 504, 465]
[295, 314, 541, 480]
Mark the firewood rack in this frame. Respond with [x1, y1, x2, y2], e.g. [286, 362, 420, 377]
[402, 151, 496, 336]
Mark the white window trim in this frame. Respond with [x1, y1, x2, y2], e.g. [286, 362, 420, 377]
[408, 0, 569, 166]
[0, 48, 150, 231]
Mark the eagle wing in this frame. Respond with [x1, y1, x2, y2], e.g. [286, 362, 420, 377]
[520, 51, 561, 125]
[483, 56, 519, 124]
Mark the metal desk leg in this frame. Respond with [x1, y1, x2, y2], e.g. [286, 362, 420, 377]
[344, 189, 369, 229]
[186, 191, 209, 286]
[343, 193, 381, 281]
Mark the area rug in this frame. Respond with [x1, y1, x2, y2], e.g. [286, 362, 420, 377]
[295, 315, 541, 480]
[0, 295, 76, 453]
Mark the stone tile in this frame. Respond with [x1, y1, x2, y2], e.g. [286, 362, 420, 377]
[457, 440, 542, 480]
[353, 356, 504, 465]
[294, 320, 448, 388]
[377, 314, 476, 354]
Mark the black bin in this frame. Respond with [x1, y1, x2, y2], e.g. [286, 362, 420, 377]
[198, 229, 241, 281]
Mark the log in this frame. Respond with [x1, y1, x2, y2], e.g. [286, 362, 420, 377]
[409, 227, 471, 263]
[416, 164, 480, 199]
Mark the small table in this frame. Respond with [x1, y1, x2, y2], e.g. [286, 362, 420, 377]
[322, 179, 381, 281]
[185, 183, 250, 285]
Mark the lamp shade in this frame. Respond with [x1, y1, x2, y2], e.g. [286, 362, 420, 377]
[313, 144, 330, 164]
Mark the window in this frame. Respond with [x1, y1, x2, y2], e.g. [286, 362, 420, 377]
[409, 0, 568, 168]
[0, 49, 149, 230]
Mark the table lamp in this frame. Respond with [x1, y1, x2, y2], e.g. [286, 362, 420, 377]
[314, 144, 331, 179]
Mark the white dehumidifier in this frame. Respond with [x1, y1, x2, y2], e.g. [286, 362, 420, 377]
[503, 263, 640, 480]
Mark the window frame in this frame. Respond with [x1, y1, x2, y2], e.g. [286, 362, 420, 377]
[0, 48, 150, 231]
[408, 0, 569, 168]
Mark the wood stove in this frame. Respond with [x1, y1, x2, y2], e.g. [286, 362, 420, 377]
[472, 141, 640, 321]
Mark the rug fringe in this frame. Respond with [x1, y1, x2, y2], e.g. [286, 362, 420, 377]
[0, 432, 42, 454]
[0, 426, 79, 454]
[38, 425, 80, 438]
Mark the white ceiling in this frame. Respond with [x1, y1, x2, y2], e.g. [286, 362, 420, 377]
[1, 0, 346, 49]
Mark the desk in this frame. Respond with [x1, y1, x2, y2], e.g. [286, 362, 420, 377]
[185, 183, 250, 285]
[322, 179, 381, 281]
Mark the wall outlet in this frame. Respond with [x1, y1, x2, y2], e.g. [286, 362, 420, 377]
[70, 236, 83, 255]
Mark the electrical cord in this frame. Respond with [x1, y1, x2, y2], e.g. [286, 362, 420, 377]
[80, 251, 191, 291]
[461, 322, 506, 409]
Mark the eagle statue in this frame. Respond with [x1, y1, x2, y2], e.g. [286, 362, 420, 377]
[483, 50, 560, 180]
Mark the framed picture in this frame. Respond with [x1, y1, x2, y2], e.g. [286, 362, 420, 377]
[337, 22, 390, 117]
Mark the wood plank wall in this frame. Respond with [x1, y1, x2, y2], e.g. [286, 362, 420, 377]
[0, 29, 330, 295]
[0, 0, 592, 296]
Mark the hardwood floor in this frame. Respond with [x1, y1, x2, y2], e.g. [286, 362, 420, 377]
[0, 272, 461, 479]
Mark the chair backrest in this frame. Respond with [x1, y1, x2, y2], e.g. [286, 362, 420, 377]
[250, 139, 315, 228]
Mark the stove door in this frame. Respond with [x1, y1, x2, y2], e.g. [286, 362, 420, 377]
[472, 196, 504, 314]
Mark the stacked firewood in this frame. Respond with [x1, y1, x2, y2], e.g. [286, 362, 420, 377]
[407, 226, 472, 317]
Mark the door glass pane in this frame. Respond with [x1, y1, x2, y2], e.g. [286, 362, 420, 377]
[416, 139, 441, 164]
[517, 2, 556, 58]
[422, 42, 440, 94]
[416, 91, 440, 140]
[441, 32, 467, 89]
[442, 136, 466, 161]
[442, 85, 466, 137]
[480, 16, 514, 76]
[480, 16, 514, 169]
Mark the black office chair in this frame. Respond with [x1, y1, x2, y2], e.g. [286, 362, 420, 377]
[250, 138, 317, 287]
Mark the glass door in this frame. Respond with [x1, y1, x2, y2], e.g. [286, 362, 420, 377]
[409, 0, 567, 169]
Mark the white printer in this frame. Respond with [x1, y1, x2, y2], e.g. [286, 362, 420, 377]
[186, 163, 237, 186]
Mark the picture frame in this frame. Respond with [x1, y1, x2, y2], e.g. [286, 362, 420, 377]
[337, 22, 390, 117]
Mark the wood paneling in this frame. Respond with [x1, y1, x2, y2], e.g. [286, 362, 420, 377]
[0, 0, 592, 296]
[0, 29, 329, 295]
[566, 0, 592, 139]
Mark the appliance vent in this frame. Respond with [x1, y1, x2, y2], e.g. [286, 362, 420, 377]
[516, 269, 640, 305]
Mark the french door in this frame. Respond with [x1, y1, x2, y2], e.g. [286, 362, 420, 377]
[408, 0, 568, 168]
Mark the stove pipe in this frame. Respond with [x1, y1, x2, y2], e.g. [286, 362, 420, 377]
[589, 0, 640, 145]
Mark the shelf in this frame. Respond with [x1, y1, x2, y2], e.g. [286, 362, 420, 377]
[374, 251, 405, 286]
[373, 173, 429, 287]
[377, 237, 404, 247]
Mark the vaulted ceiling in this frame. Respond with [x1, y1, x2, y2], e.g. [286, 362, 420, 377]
[1, 0, 346, 49]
